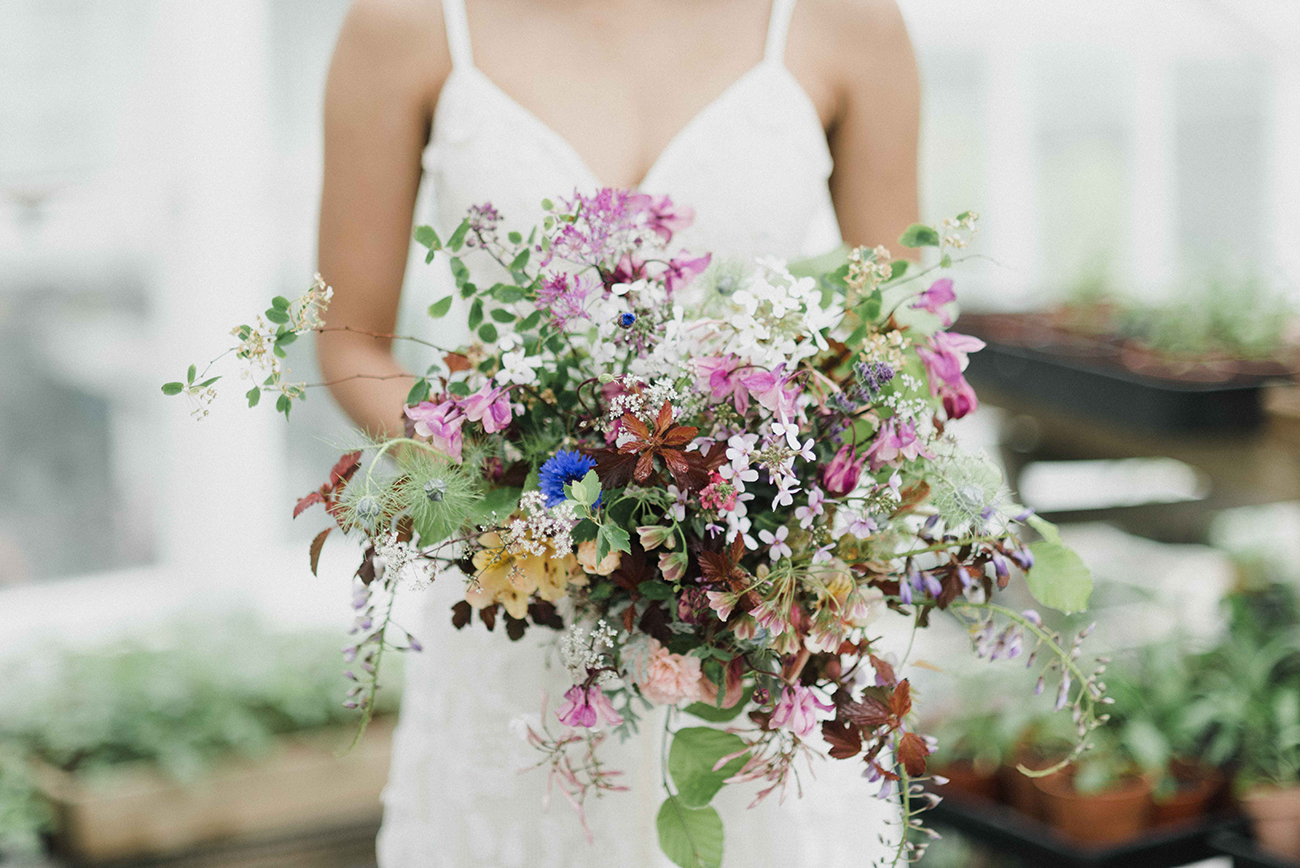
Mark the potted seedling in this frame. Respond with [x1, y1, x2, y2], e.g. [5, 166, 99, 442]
[0, 615, 400, 863]
[1000, 713, 1077, 821]
[1030, 727, 1153, 846]
[929, 703, 1029, 804]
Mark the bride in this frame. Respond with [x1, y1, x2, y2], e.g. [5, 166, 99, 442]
[316, 0, 921, 864]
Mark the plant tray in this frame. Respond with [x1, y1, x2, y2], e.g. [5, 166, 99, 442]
[1210, 829, 1300, 868]
[960, 337, 1269, 433]
[34, 718, 393, 865]
[928, 792, 1239, 868]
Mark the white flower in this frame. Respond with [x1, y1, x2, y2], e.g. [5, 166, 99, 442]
[498, 348, 544, 386]
[758, 526, 792, 562]
[508, 712, 541, 742]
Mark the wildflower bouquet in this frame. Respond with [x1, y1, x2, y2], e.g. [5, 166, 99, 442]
[166, 190, 1101, 867]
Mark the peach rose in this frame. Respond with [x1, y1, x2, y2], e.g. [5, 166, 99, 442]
[577, 539, 622, 576]
[632, 638, 713, 706]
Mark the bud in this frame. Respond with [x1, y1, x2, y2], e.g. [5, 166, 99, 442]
[822, 443, 866, 497]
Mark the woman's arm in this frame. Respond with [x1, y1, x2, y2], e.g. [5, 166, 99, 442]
[813, 0, 921, 259]
[317, 0, 448, 438]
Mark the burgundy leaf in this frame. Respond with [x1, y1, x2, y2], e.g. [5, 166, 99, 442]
[898, 731, 929, 777]
[822, 719, 864, 760]
[889, 680, 912, 720]
[451, 600, 473, 630]
[293, 491, 325, 519]
[309, 527, 331, 576]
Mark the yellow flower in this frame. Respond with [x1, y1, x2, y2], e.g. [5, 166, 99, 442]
[467, 531, 583, 618]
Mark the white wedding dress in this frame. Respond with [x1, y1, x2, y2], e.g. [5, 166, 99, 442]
[377, 1, 901, 864]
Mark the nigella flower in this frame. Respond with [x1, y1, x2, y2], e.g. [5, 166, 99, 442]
[557, 684, 623, 729]
[538, 450, 599, 508]
[617, 312, 637, 328]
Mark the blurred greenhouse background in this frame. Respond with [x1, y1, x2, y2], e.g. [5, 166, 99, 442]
[2, 0, 1299, 865]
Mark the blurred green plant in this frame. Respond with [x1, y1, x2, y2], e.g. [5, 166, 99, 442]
[0, 614, 401, 854]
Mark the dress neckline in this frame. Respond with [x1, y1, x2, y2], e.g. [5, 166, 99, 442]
[455, 61, 815, 192]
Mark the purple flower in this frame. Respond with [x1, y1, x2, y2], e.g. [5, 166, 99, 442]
[910, 278, 957, 326]
[404, 400, 466, 463]
[770, 685, 835, 738]
[460, 383, 514, 434]
[535, 271, 592, 329]
[663, 253, 712, 294]
[822, 443, 866, 497]
[557, 684, 624, 729]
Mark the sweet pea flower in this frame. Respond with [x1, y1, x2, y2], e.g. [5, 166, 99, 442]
[741, 365, 800, 421]
[822, 443, 866, 497]
[770, 685, 835, 739]
[664, 254, 712, 294]
[917, 331, 985, 383]
[693, 355, 750, 413]
[557, 684, 624, 729]
[864, 417, 935, 471]
[910, 278, 957, 326]
[404, 400, 466, 463]
[460, 383, 514, 433]
[641, 194, 694, 244]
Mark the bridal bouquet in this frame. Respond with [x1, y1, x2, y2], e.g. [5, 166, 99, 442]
[166, 190, 1101, 867]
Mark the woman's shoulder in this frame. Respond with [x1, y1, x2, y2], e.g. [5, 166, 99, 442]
[332, 0, 450, 101]
[798, 0, 913, 61]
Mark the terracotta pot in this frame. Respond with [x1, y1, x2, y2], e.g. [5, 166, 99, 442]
[1000, 750, 1067, 820]
[933, 760, 1000, 803]
[1151, 761, 1225, 828]
[1243, 784, 1300, 861]
[1034, 773, 1153, 846]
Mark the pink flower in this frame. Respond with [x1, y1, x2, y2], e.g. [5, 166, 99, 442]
[917, 331, 985, 421]
[535, 271, 592, 329]
[664, 253, 712, 294]
[706, 589, 737, 621]
[557, 684, 623, 729]
[910, 278, 957, 326]
[404, 400, 465, 463]
[460, 383, 514, 434]
[865, 417, 935, 471]
[693, 355, 750, 413]
[740, 365, 799, 421]
[795, 486, 826, 528]
[632, 638, 712, 706]
[640, 194, 695, 244]
[822, 443, 866, 497]
[770, 685, 835, 738]
[610, 252, 646, 285]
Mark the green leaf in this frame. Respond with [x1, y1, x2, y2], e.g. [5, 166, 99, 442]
[541, 198, 554, 211]
[669, 727, 748, 807]
[858, 287, 883, 322]
[450, 256, 470, 287]
[246, 387, 261, 407]
[887, 260, 909, 282]
[507, 231, 522, 244]
[468, 299, 484, 330]
[478, 323, 498, 343]
[940, 253, 953, 269]
[406, 378, 431, 405]
[684, 689, 753, 723]
[446, 219, 470, 251]
[510, 249, 530, 271]
[264, 307, 289, 324]
[572, 518, 598, 544]
[186, 364, 196, 384]
[275, 330, 297, 346]
[596, 524, 630, 564]
[413, 225, 441, 250]
[656, 799, 724, 868]
[491, 308, 516, 323]
[471, 487, 521, 524]
[275, 394, 292, 418]
[459, 281, 477, 299]
[899, 223, 941, 248]
[1025, 540, 1093, 614]
[161, 382, 184, 396]
[519, 310, 542, 330]
[196, 377, 220, 388]
[448, 381, 472, 397]
[640, 581, 676, 601]
[271, 295, 290, 310]
[428, 296, 453, 318]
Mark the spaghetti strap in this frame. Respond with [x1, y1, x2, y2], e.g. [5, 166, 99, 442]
[441, 0, 474, 68]
[764, 0, 797, 64]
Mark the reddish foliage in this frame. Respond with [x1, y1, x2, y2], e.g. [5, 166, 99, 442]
[822, 719, 863, 759]
[451, 600, 473, 629]
[309, 527, 332, 576]
[897, 731, 930, 777]
[889, 679, 913, 719]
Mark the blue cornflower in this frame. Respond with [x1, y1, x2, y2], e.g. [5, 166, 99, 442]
[538, 450, 600, 508]
[618, 312, 637, 328]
